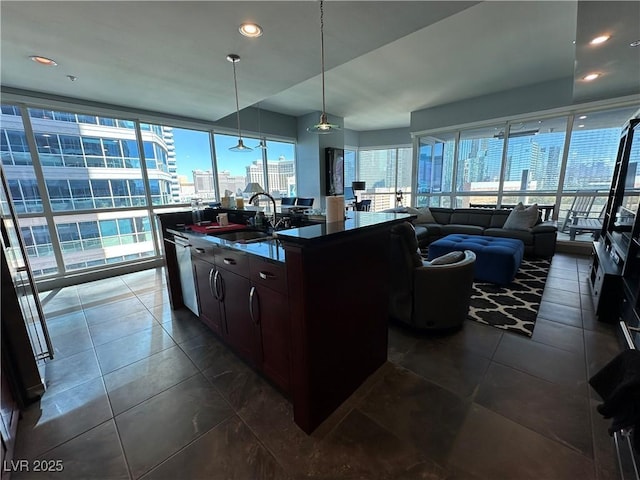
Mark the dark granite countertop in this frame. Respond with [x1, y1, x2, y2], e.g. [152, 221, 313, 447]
[163, 211, 412, 262]
[274, 211, 412, 244]
[166, 227, 286, 263]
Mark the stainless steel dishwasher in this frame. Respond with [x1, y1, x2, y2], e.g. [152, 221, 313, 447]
[173, 234, 199, 316]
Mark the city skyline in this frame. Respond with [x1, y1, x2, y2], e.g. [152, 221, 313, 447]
[172, 128, 295, 178]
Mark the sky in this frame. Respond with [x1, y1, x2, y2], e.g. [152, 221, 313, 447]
[172, 128, 295, 178]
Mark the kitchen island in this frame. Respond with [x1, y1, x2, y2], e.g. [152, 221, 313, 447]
[158, 209, 410, 433]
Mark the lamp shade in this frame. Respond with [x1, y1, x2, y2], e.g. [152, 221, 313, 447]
[244, 182, 264, 194]
[352, 181, 366, 191]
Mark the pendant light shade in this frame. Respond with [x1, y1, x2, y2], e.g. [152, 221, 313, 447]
[256, 102, 267, 149]
[308, 0, 340, 134]
[227, 54, 253, 152]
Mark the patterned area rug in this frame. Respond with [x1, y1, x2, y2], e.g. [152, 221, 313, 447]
[467, 258, 551, 337]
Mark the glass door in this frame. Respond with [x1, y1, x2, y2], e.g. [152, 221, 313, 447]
[1, 165, 52, 361]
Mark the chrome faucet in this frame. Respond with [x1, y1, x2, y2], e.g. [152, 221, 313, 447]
[249, 192, 277, 229]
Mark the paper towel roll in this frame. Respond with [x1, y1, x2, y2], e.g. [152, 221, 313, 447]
[326, 195, 345, 223]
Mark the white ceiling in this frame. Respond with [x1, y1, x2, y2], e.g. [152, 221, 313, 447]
[1, 1, 639, 132]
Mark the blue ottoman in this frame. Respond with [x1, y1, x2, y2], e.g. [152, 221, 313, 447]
[428, 234, 524, 285]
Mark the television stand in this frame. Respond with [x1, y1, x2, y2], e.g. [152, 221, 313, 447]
[589, 240, 623, 323]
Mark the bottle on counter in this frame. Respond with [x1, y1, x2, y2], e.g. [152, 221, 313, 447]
[255, 211, 265, 228]
[191, 198, 203, 225]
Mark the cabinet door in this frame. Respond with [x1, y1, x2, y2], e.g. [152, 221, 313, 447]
[251, 284, 290, 393]
[219, 268, 262, 366]
[192, 258, 224, 335]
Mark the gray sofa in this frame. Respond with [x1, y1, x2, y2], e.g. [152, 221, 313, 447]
[387, 206, 557, 258]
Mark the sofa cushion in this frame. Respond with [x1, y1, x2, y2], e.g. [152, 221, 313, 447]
[413, 225, 429, 243]
[484, 228, 534, 245]
[441, 224, 485, 236]
[429, 250, 465, 265]
[422, 223, 444, 237]
[430, 208, 453, 224]
[489, 210, 511, 228]
[407, 206, 435, 224]
[503, 203, 539, 231]
[450, 210, 493, 228]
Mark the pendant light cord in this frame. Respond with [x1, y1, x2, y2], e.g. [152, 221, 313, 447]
[232, 60, 242, 139]
[320, 0, 327, 114]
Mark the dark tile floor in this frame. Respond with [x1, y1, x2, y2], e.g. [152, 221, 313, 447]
[12, 253, 623, 479]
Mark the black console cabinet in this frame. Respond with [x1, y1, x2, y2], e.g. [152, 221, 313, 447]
[590, 118, 640, 325]
[590, 117, 640, 479]
[589, 241, 623, 323]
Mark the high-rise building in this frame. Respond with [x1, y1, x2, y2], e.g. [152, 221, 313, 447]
[0, 106, 178, 276]
[245, 157, 295, 197]
[192, 170, 215, 196]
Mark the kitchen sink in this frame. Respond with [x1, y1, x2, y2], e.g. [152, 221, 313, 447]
[212, 230, 273, 243]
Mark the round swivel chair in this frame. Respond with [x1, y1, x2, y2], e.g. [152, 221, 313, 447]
[389, 222, 476, 330]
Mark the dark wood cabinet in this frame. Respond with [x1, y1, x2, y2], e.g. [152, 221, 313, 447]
[191, 243, 267, 373]
[591, 117, 640, 477]
[192, 257, 223, 336]
[590, 118, 640, 325]
[250, 256, 290, 392]
[589, 241, 623, 323]
[158, 209, 405, 434]
[217, 267, 261, 367]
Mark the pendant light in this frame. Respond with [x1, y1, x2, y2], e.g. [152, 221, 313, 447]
[307, 0, 340, 134]
[256, 102, 267, 149]
[227, 54, 252, 152]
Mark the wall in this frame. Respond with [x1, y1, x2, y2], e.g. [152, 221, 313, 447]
[2, 87, 299, 140]
[215, 107, 298, 140]
[410, 77, 574, 133]
[358, 127, 412, 147]
[295, 111, 345, 209]
[344, 128, 359, 148]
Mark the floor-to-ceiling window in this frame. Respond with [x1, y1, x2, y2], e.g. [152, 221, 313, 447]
[416, 132, 455, 208]
[499, 115, 567, 209]
[357, 146, 411, 211]
[415, 103, 639, 242]
[1, 103, 295, 282]
[454, 124, 505, 207]
[213, 134, 296, 214]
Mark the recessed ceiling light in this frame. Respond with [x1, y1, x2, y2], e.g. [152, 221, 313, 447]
[578, 124, 585, 128]
[579, 115, 587, 120]
[239, 23, 263, 38]
[583, 73, 600, 81]
[630, 40, 640, 47]
[590, 35, 610, 45]
[30, 55, 57, 66]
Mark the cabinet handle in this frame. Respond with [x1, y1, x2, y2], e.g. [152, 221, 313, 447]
[213, 269, 223, 300]
[259, 271, 275, 280]
[249, 286, 259, 325]
[217, 271, 225, 301]
[208, 268, 216, 299]
[223, 258, 236, 265]
[195, 247, 205, 254]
